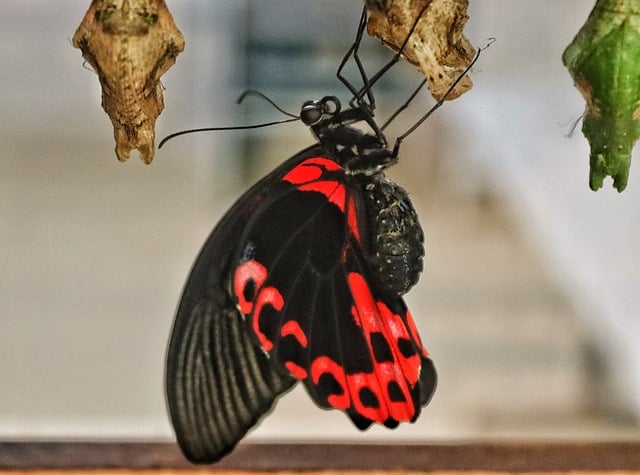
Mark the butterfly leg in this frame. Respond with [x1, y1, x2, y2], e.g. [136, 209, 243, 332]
[380, 78, 428, 133]
[391, 46, 485, 156]
[354, 2, 432, 105]
[336, 7, 376, 111]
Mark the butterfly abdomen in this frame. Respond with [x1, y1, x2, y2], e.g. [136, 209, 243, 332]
[364, 177, 424, 296]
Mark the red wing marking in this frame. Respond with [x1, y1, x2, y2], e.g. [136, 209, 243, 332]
[252, 286, 284, 351]
[281, 157, 362, 241]
[282, 157, 346, 211]
[285, 361, 308, 379]
[280, 322, 310, 379]
[281, 157, 342, 184]
[234, 260, 267, 314]
[346, 193, 361, 243]
[234, 259, 311, 377]
[311, 356, 350, 410]
[280, 320, 308, 348]
[297, 181, 345, 211]
[374, 302, 422, 385]
[347, 272, 421, 422]
[308, 272, 424, 425]
[235, 259, 287, 352]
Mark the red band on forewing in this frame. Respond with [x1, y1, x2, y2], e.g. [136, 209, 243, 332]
[282, 157, 342, 185]
[282, 157, 346, 211]
[297, 181, 345, 211]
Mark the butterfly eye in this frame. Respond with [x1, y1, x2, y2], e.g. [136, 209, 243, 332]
[320, 96, 341, 115]
[300, 101, 324, 125]
[300, 96, 342, 126]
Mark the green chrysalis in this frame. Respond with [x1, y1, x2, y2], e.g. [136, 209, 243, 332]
[563, 0, 640, 192]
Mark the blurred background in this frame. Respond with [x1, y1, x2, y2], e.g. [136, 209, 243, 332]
[1, 0, 639, 443]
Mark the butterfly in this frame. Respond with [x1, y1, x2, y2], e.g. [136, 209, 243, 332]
[164, 5, 476, 464]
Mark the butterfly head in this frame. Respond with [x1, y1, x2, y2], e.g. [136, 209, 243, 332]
[300, 96, 395, 173]
[300, 96, 342, 126]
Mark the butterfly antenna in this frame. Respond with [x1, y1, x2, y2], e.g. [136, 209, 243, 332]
[392, 39, 494, 156]
[159, 90, 300, 149]
[158, 118, 299, 149]
[237, 89, 299, 118]
[337, 7, 376, 109]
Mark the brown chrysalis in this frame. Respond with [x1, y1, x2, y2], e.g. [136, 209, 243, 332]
[365, 0, 475, 101]
[73, 0, 185, 164]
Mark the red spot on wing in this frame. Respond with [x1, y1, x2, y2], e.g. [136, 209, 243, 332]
[234, 260, 312, 380]
[280, 320, 308, 348]
[311, 356, 350, 410]
[234, 259, 287, 352]
[285, 361, 308, 379]
[252, 286, 284, 351]
[280, 322, 310, 380]
[234, 260, 267, 314]
[309, 268, 426, 423]
[346, 371, 393, 422]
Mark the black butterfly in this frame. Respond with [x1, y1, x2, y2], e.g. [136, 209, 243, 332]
[165, 6, 477, 464]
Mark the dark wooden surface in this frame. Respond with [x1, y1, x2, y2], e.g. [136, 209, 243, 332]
[0, 441, 640, 471]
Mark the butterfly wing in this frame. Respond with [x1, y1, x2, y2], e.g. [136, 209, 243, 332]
[167, 146, 436, 463]
[232, 154, 437, 430]
[165, 148, 321, 463]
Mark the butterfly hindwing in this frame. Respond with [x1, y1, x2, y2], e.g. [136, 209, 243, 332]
[231, 150, 436, 430]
